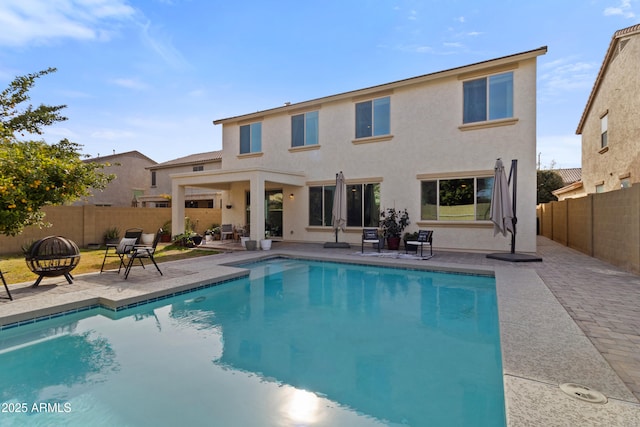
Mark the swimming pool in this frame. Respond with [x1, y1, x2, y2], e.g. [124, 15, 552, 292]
[0, 258, 505, 426]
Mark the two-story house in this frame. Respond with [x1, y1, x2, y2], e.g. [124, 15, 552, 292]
[575, 23, 640, 195]
[139, 151, 223, 208]
[170, 47, 547, 253]
[75, 150, 157, 207]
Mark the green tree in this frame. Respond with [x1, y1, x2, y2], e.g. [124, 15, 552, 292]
[537, 170, 564, 204]
[0, 68, 113, 236]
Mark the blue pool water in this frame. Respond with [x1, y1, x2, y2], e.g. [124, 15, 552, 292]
[0, 259, 505, 426]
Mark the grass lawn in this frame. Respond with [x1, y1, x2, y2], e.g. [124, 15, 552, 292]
[0, 244, 219, 286]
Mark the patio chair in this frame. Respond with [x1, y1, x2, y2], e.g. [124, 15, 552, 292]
[362, 228, 382, 253]
[1, 268, 12, 300]
[124, 229, 163, 279]
[220, 224, 234, 242]
[100, 228, 143, 273]
[405, 230, 433, 258]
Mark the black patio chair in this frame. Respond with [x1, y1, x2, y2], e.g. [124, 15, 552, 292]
[362, 228, 382, 253]
[100, 228, 143, 273]
[405, 230, 433, 258]
[124, 229, 164, 279]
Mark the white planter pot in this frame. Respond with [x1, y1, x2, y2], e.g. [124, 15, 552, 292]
[240, 236, 250, 248]
[205, 234, 213, 243]
[260, 239, 272, 250]
[141, 233, 155, 245]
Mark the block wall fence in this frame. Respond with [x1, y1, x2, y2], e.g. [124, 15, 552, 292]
[537, 183, 640, 274]
[0, 206, 222, 255]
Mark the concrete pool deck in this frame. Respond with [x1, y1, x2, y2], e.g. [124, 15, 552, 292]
[1, 236, 639, 425]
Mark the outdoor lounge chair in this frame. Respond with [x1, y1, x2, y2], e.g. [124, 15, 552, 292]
[405, 230, 433, 258]
[362, 228, 382, 253]
[220, 224, 234, 242]
[100, 228, 143, 273]
[124, 229, 163, 279]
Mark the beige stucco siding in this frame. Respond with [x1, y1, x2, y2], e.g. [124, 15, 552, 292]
[581, 33, 640, 193]
[174, 49, 545, 252]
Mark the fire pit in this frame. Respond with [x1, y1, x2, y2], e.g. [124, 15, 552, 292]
[25, 236, 81, 287]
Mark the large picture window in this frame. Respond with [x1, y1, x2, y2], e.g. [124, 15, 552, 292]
[355, 96, 390, 138]
[292, 111, 319, 147]
[309, 183, 380, 227]
[421, 177, 494, 221]
[240, 122, 262, 154]
[463, 72, 513, 124]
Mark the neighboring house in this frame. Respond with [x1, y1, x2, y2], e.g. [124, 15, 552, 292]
[75, 150, 157, 207]
[576, 23, 640, 195]
[170, 47, 547, 253]
[551, 168, 584, 201]
[139, 151, 224, 208]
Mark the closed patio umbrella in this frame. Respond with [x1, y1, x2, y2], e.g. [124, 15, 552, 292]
[332, 171, 347, 242]
[324, 171, 350, 248]
[487, 158, 542, 262]
[489, 158, 514, 238]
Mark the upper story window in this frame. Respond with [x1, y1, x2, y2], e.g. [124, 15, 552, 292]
[463, 72, 513, 124]
[151, 171, 156, 187]
[240, 122, 262, 154]
[292, 111, 319, 147]
[355, 96, 390, 138]
[600, 113, 608, 149]
[193, 165, 204, 172]
[595, 184, 604, 193]
[421, 176, 494, 221]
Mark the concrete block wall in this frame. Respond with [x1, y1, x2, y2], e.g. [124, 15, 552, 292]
[0, 207, 222, 255]
[537, 184, 640, 274]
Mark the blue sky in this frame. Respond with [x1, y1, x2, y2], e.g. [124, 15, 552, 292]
[0, 0, 637, 168]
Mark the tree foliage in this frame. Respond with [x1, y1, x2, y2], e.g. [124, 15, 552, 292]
[0, 68, 114, 236]
[537, 170, 564, 204]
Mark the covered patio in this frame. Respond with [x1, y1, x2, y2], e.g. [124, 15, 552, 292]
[170, 167, 306, 243]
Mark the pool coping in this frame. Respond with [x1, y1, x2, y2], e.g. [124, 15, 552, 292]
[1, 248, 639, 425]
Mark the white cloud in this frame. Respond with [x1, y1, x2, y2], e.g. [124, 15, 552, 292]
[0, 0, 136, 47]
[90, 128, 137, 140]
[456, 16, 465, 23]
[443, 42, 463, 48]
[539, 57, 598, 98]
[408, 10, 418, 21]
[604, 0, 636, 18]
[112, 77, 150, 90]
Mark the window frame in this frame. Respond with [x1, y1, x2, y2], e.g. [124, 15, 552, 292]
[463, 71, 514, 124]
[355, 96, 391, 139]
[291, 111, 319, 147]
[308, 182, 380, 227]
[239, 122, 262, 154]
[420, 176, 494, 221]
[600, 113, 608, 149]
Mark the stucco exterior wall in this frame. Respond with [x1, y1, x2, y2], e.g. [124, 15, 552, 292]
[76, 152, 156, 207]
[215, 55, 541, 253]
[581, 33, 640, 193]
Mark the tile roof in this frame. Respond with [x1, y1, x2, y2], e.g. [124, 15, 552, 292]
[552, 168, 582, 185]
[149, 150, 223, 170]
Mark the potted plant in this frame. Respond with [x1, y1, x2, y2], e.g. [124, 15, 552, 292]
[403, 231, 419, 253]
[103, 227, 120, 245]
[160, 221, 172, 242]
[380, 208, 410, 250]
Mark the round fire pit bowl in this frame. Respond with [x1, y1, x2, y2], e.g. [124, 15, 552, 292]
[25, 236, 81, 287]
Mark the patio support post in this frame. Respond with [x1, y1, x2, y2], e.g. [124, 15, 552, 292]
[172, 183, 186, 237]
[250, 173, 266, 242]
